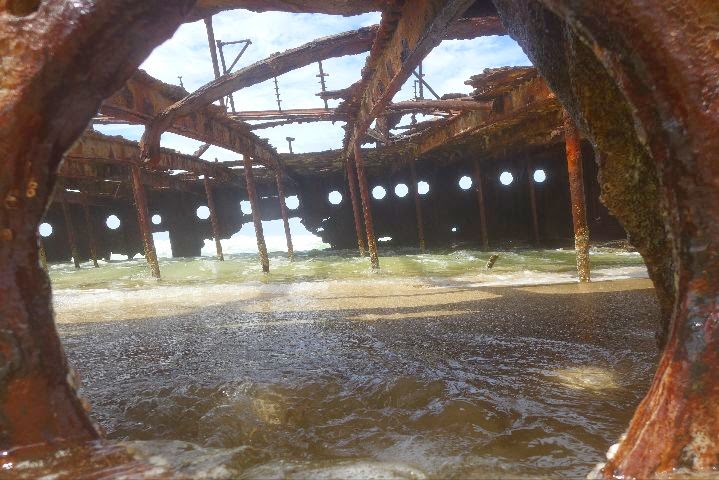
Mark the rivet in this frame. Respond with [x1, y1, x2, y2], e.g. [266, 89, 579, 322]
[26, 179, 38, 198]
[4, 193, 19, 210]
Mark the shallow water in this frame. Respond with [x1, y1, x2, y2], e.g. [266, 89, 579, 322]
[47, 246, 647, 290]
[5, 248, 659, 479]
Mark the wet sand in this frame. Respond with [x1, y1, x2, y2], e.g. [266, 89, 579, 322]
[20, 277, 662, 479]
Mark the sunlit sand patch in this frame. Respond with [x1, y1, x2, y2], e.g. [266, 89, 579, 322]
[241, 460, 427, 480]
[53, 285, 268, 323]
[346, 309, 471, 322]
[550, 366, 619, 391]
[241, 280, 499, 313]
[517, 278, 652, 296]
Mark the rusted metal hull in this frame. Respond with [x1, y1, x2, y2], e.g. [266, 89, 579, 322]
[493, 1, 719, 477]
[0, 0, 192, 451]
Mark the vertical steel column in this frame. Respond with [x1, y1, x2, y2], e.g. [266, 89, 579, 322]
[275, 171, 294, 260]
[353, 142, 379, 269]
[203, 174, 224, 261]
[243, 155, 270, 272]
[563, 111, 591, 283]
[82, 200, 99, 268]
[130, 165, 161, 278]
[526, 160, 541, 246]
[472, 159, 489, 249]
[345, 156, 367, 256]
[317, 61, 329, 109]
[418, 62, 424, 99]
[203, 16, 225, 108]
[60, 199, 80, 269]
[409, 158, 426, 253]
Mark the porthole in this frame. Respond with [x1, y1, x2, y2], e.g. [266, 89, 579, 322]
[328, 191, 343, 205]
[196, 206, 210, 219]
[39, 223, 53, 237]
[106, 215, 121, 230]
[499, 171, 514, 186]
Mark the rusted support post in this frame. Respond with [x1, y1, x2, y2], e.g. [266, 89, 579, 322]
[243, 155, 270, 272]
[275, 171, 294, 260]
[203, 16, 225, 108]
[38, 237, 48, 272]
[61, 198, 81, 269]
[345, 155, 367, 256]
[353, 142, 379, 269]
[563, 112, 591, 283]
[409, 158, 426, 253]
[526, 160, 541, 246]
[130, 165, 161, 278]
[472, 159, 489, 249]
[203, 175, 224, 261]
[82, 200, 99, 268]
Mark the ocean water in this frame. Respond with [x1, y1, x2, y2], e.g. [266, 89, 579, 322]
[5, 247, 660, 479]
[47, 246, 648, 290]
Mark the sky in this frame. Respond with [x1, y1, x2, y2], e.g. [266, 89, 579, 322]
[92, 9, 531, 257]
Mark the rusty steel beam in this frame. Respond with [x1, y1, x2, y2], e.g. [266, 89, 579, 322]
[409, 159, 426, 253]
[139, 15, 504, 167]
[82, 200, 100, 268]
[563, 112, 590, 283]
[353, 142, 379, 269]
[248, 118, 343, 130]
[341, 0, 474, 268]
[203, 16, 225, 108]
[101, 71, 284, 173]
[67, 130, 238, 183]
[345, 155, 367, 256]
[231, 107, 341, 121]
[409, 77, 559, 159]
[78, 172, 194, 195]
[472, 159, 489, 249]
[384, 99, 492, 114]
[130, 165, 161, 278]
[346, 0, 475, 153]
[60, 158, 200, 195]
[60, 198, 81, 269]
[193, 143, 212, 157]
[203, 176, 225, 261]
[53, 188, 124, 207]
[235, 102, 489, 121]
[275, 172, 294, 260]
[0, 0, 195, 452]
[189, 0, 384, 20]
[243, 156, 270, 272]
[138, 26, 379, 159]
